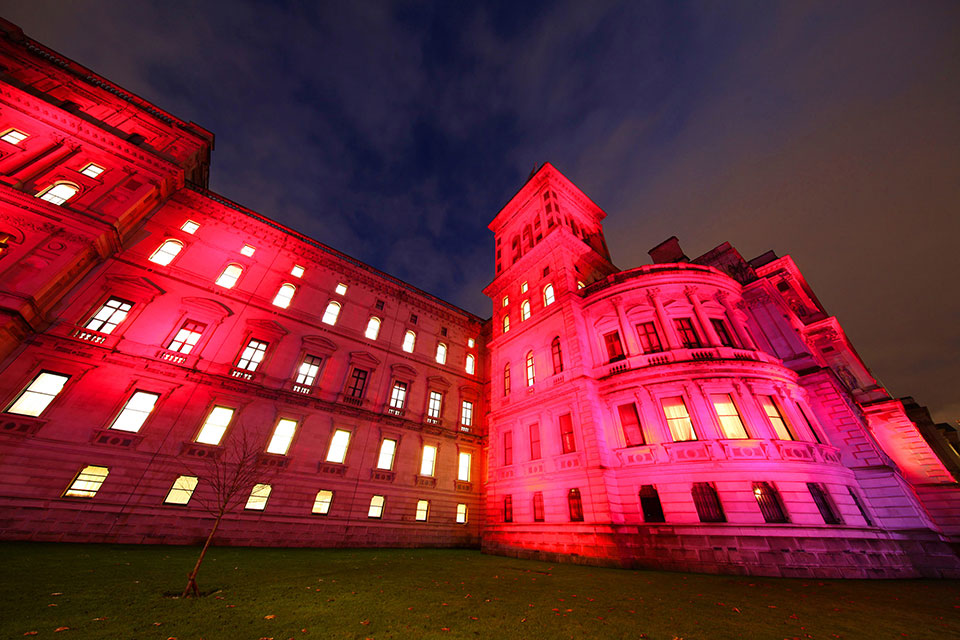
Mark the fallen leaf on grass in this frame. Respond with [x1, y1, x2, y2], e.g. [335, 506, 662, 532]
[51, 593, 62, 596]
[54, 628, 69, 633]
[360, 621, 370, 626]
[153, 622, 162, 626]
[732, 608, 741, 613]
[23, 633, 38, 637]
[264, 614, 276, 620]
[470, 617, 478, 620]
[92, 617, 107, 621]
[47, 604, 57, 607]
[226, 605, 235, 608]
[441, 628, 450, 632]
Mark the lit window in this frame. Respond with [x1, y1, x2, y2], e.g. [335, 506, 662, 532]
[568, 488, 584, 522]
[1, 128, 28, 144]
[109, 390, 160, 433]
[364, 317, 381, 340]
[85, 297, 132, 334]
[326, 429, 351, 463]
[389, 381, 407, 411]
[520, 281, 528, 293]
[272, 283, 296, 308]
[525, 351, 535, 386]
[420, 444, 437, 476]
[266, 418, 298, 455]
[543, 284, 555, 306]
[321, 301, 341, 325]
[6, 371, 69, 417]
[435, 342, 447, 364]
[402, 330, 416, 353]
[335, 282, 348, 295]
[712, 394, 749, 439]
[467, 338, 475, 348]
[662, 396, 696, 441]
[461, 400, 473, 426]
[180, 220, 200, 234]
[761, 396, 796, 440]
[465, 354, 475, 375]
[502, 315, 510, 333]
[63, 465, 108, 498]
[502, 296, 509, 307]
[290, 264, 305, 278]
[167, 320, 205, 354]
[427, 391, 443, 419]
[458, 452, 471, 482]
[295, 355, 322, 388]
[148, 239, 183, 266]
[80, 163, 105, 178]
[240, 244, 255, 257]
[312, 490, 333, 514]
[245, 483, 271, 510]
[415, 499, 429, 521]
[456, 503, 468, 524]
[164, 476, 198, 505]
[195, 406, 234, 445]
[236, 339, 268, 372]
[521, 300, 531, 321]
[215, 264, 243, 288]
[368, 495, 385, 518]
[376, 438, 397, 470]
[577, 281, 585, 290]
[559, 413, 576, 453]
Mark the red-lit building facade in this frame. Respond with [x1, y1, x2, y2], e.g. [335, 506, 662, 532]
[0, 20, 957, 578]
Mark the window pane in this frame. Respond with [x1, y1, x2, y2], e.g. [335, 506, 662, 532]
[85, 297, 133, 334]
[164, 476, 198, 505]
[39, 183, 79, 205]
[368, 495, 385, 518]
[149, 239, 183, 266]
[295, 355, 322, 386]
[167, 320, 205, 354]
[427, 391, 443, 419]
[321, 301, 341, 325]
[236, 339, 268, 371]
[435, 342, 447, 364]
[215, 264, 243, 288]
[402, 330, 416, 353]
[272, 283, 296, 308]
[81, 163, 105, 178]
[543, 284, 555, 306]
[465, 354, 475, 375]
[266, 418, 298, 455]
[662, 396, 696, 441]
[377, 439, 397, 470]
[761, 396, 795, 440]
[181, 220, 200, 234]
[313, 490, 333, 514]
[415, 499, 430, 521]
[529, 423, 541, 460]
[711, 394, 748, 439]
[64, 465, 109, 498]
[1, 128, 28, 144]
[326, 429, 351, 463]
[559, 413, 576, 453]
[335, 283, 348, 295]
[521, 300, 530, 321]
[525, 351, 535, 386]
[389, 381, 407, 410]
[420, 445, 437, 476]
[617, 403, 644, 446]
[110, 391, 160, 433]
[457, 452, 471, 481]
[456, 503, 468, 524]
[365, 317, 381, 340]
[290, 264, 305, 278]
[195, 406, 234, 445]
[245, 483, 271, 510]
[7, 372, 70, 417]
[460, 400, 473, 426]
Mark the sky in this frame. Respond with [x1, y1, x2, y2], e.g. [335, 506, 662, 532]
[2, 1, 957, 423]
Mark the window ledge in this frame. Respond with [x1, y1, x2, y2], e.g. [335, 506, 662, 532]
[180, 441, 223, 460]
[0, 414, 46, 437]
[258, 453, 290, 469]
[92, 428, 144, 449]
[454, 480, 473, 492]
[371, 469, 395, 482]
[415, 475, 437, 488]
[318, 462, 347, 476]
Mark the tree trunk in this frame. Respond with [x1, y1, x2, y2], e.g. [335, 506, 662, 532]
[182, 510, 224, 598]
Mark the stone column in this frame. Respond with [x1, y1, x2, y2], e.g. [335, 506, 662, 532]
[647, 288, 681, 350]
[685, 286, 722, 347]
[611, 295, 638, 356]
[716, 291, 756, 349]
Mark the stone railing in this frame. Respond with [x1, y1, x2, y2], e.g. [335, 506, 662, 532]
[613, 438, 842, 468]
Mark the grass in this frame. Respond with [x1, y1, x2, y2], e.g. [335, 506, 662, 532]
[0, 543, 957, 639]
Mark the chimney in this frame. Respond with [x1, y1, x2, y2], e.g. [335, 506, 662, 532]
[649, 236, 689, 264]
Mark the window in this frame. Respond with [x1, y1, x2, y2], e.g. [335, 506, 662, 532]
[503, 431, 513, 466]
[503, 363, 511, 396]
[376, 438, 398, 470]
[321, 301, 341, 325]
[63, 465, 109, 498]
[456, 503, 468, 524]
[636, 321, 663, 353]
[294, 355, 323, 390]
[290, 264, 305, 278]
[6, 371, 70, 417]
[427, 390, 443, 420]
[711, 318, 736, 348]
[533, 492, 545, 522]
[375, 299, 385, 310]
[346, 368, 368, 399]
[797, 403, 823, 444]
[312, 490, 333, 515]
[402, 330, 416, 353]
[181, 220, 200, 234]
[603, 331, 625, 362]
[577, 281, 585, 290]
[753, 482, 788, 523]
[364, 317, 381, 340]
[458, 452, 471, 482]
[504, 495, 513, 523]
[465, 354, 476, 375]
[80, 163, 105, 178]
[617, 403, 644, 446]
[420, 445, 437, 476]
[85, 297, 132, 334]
[326, 429, 351, 463]
[38, 182, 79, 206]
[662, 396, 696, 441]
[551, 337, 563, 374]
[502, 295, 509, 307]
[760, 396, 795, 440]
[441, 327, 448, 337]
[266, 418, 298, 455]
[559, 413, 576, 453]
[692, 483, 725, 522]
[1, 128, 28, 144]
[415, 499, 430, 521]
[467, 338, 475, 348]
[389, 381, 408, 412]
[109, 391, 160, 433]
[410, 313, 418, 324]
[568, 488, 584, 522]
[236, 339, 268, 372]
[520, 281, 528, 293]
[245, 483, 272, 510]
[167, 320, 205, 354]
[502, 315, 510, 333]
[543, 284, 555, 306]
[675, 318, 702, 348]
[195, 406, 235, 446]
[240, 244, 256, 257]
[639, 485, 666, 522]
[521, 300, 531, 321]
[164, 476, 198, 505]
[335, 282, 348, 295]
[435, 342, 447, 364]
[368, 495, 385, 518]
[712, 394, 749, 439]
[525, 351, 535, 386]
[848, 486, 874, 526]
[215, 264, 243, 289]
[808, 483, 841, 525]
[529, 423, 541, 460]
[272, 283, 296, 308]
[149, 239, 184, 266]
[460, 400, 473, 427]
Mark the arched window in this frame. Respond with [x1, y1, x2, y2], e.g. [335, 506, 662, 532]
[435, 342, 447, 364]
[520, 300, 531, 321]
[364, 316, 381, 340]
[525, 351, 535, 386]
[272, 283, 296, 308]
[502, 315, 510, 333]
[402, 330, 416, 353]
[465, 353, 476, 375]
[503, 363, 511, 397]
[215, 263, 243, 288]
[321, 301, 341, 325]
[543, 283, 555, 306]
[149, 239, 184, 266]
[568, 488, 584, 522]
[551, 337, 563, 374]
[37, 182, 79, 206]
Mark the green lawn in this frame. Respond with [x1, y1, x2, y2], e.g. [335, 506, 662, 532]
[0, 543, 957, 639]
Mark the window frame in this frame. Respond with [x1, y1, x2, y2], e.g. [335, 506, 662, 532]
[148, 238, 184, 267]
[164, 475, 199, 505]
[194, 405, 236, 446]
[215, 263, 244, 289]
[272, 283, 297, 309]
[5, 370, 71, 418]
[108, 389, 161, 433]
[325, 428, 352, 464]
[37, 181, 80, 206]
[63, 465, 109, 499]
[84, 296, 133, 335]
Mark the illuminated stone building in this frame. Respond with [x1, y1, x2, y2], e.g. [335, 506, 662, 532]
[0, 20, 957, 577]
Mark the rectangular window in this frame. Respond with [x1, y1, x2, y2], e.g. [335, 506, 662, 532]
[164, 476, 198, 505]
[326, 429, 351, 464]
[603, 331, 626, 362]
[639, 485, 666, 522]
[368, 495, 385, 518]
[236, 339, 268, 372]
[458, 452, 471, 482]
[195, 406, 234, 446]
[295, 355, 323, 389]
[504, 495, 513, 523]
[291, 264, 305, 278]
[312, 490, 333, 515]
[427, 390, 443, 419]
[85, 297, 133, 334]
[533, 492, 545, 522]
[636, 321, 663, 353]
[692, 482, 725, 522]
[797, 403, 823, 444]
[245, 483, 271, 510]
[376, 438, 398, 470]
[529, 423, 541, 460]
[240, 244, 256, 257]
[415, 499, 430, 521]
[181, 220, 200, 234]
[456, 503, 468, 524]
[335, 282, 348, 295]
[63, 465, 108, 498]
[6, 371, 70, 417]
[346, 369, 368, 398]
[266, 418, 298, 455]
[675, 318, 702, 348]
[617, 403, 645, 446]
[559, 413, 576, 454]
[109, 390, 160, 433]
[167, 320, 205, 354]
[711, 394, 749, 439]
[80, 163, 105, 178]
[753, 482, 788, 523]
[808, 483, 841, 525]
[503, 431, 513, 466]
[420, 444, 437, 476]
[662, 396, 696, 441]
[1, 128, 28, 144]
[760, 396, 795, 440]
[389, 381, 407, 412]
[848, 486, 874, 526]
[460, 400, 473, 426]
[711, 318, 736, 348]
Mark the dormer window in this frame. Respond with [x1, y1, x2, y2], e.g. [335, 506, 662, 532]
[149, 239, 184, 266]
[38, 182, 79, 206]
[1, 128, 28, 144]
[80, 163, 105, 178]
